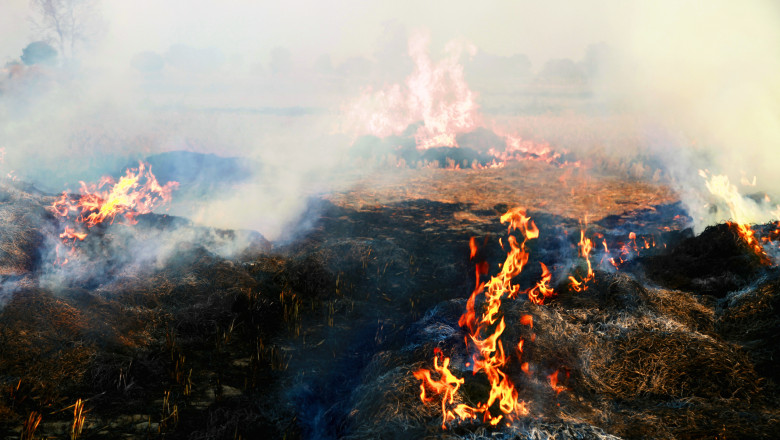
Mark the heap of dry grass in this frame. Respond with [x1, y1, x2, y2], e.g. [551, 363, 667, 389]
[0, 290, 97, 418]
[343, 270, 778, 439]
[717, 276, 780, 385]
[0, 185, 49, 277]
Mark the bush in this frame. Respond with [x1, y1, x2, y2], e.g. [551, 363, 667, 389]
[20, 41, 57, 66]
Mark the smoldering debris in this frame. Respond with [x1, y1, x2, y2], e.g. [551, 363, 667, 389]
[0, 168, 778, 439]
[642, 223, 769, 297]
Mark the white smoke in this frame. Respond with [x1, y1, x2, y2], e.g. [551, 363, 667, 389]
[594, 0, 780, 229]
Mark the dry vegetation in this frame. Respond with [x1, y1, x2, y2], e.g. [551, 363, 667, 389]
[0, 160, 777, 439]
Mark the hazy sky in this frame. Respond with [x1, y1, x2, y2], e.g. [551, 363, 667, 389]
[2, 0, 633, 69]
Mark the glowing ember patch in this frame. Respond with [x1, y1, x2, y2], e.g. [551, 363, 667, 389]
[548, 370, 568, 394]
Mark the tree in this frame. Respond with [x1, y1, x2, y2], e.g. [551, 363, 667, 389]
[29, 0, 100, 60]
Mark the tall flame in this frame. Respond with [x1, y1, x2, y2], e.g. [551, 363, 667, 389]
[341, 31, 480, 149]
[568, 223, 595, 291]
[415, 207, 563, 429]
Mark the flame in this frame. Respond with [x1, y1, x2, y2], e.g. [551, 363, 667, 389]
[412, 348, 475, 429]
[340, 31, 480, 149]
[568, 225, 595, 292]
[487, 127, 571, 167]
[700, 171, 770, 264]
[416, 207, 565, 429]
[762, 221, 780, 247]
[50, 162, 178, 264]
[526, 262, 555, 304]
[60, 227, 87, 242]
[548, 370, 568, 395]
[53, 162, 178, 227]
[339, 32, 573, 167]
[600, 231, 664, 270]
[602, 239, 620, 269]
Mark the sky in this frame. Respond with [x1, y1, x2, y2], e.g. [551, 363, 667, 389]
[2, 0, 631, 70]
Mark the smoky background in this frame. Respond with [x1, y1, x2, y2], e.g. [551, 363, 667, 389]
[0, 0, 778, 242]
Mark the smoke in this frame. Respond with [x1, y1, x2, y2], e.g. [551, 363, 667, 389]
[1, 0, 778, 252]
[339, 30, 480, 149]
[593, 0, 780, 229]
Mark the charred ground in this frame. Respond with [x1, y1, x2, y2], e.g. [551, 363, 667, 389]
[0, 162, 778, 439]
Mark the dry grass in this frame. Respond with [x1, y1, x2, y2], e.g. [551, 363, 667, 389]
[326, 161, 677, 221]
[0, 164, 776, 439]
[342, 269, 779, 439]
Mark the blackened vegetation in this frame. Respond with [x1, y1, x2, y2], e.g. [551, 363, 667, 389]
[642, 223, 767, 297]
[0, 180, 778, 439]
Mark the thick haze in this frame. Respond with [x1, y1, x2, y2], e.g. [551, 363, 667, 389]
[1, 0, 779, 238]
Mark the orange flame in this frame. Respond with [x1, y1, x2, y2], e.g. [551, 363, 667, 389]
[50, 162, 178, 264]
[60, 226, 87, 242]
[53, 162, 178, 227]
[525, 262, 555, 304]
[548, 370, 568, 395]
[416, 207, 564, 429]
[729, 221, 770, 265]
[339, 33, 572, 168]
[701, 171, 770, 264]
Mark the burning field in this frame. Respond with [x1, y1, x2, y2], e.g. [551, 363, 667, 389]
[1, 1, 780, 439]
[0, 155, 778, 439]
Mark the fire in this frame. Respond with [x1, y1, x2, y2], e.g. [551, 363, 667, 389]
[762, 222, 780, 247]
[487, 127, 573, 167]
[526, 262, 555, 304]
[412, 348, 474, 429]
[339, 32, 570, 166]
[568, 225, 595, 291]
[599, 230, 664, 271]
[50, 162, 178, 264]
[548, 370, 568, 395]
[729, 221, 768, 264]
[700, 171, 770, 264]
[53, 162, 178, 228]
[416, 207, 565, 429]
[340, 31, 480, 149]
